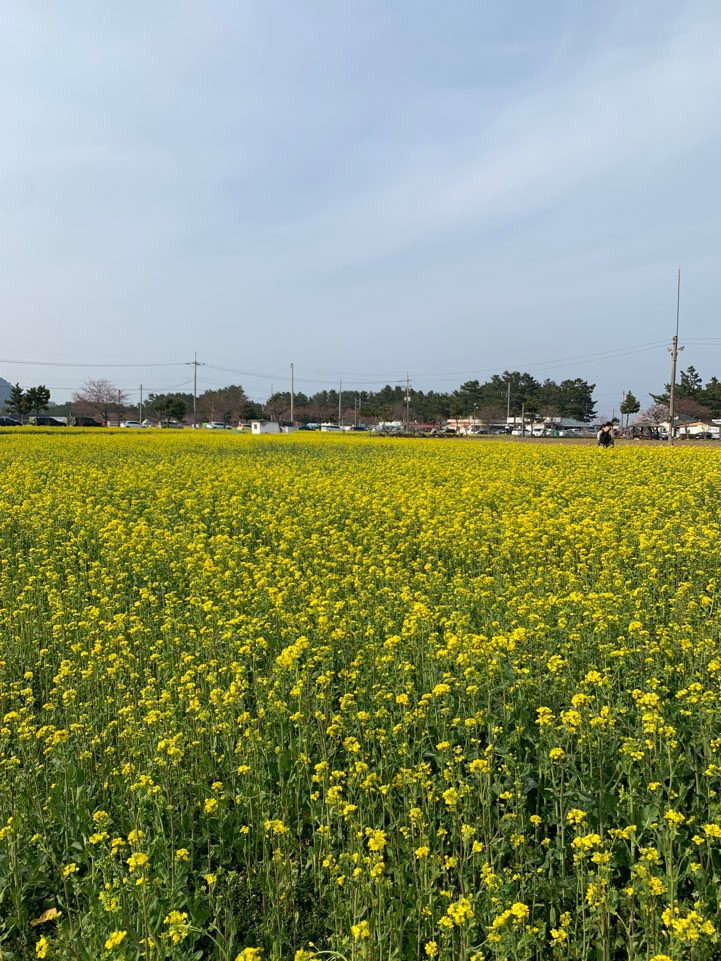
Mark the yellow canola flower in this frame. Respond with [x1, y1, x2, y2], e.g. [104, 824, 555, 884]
[365, 828, 386, 851]
[446, 897, 474, 925]
[164, 911, 191, 945]
[126, 852, 149, 873]
[104, 930, 127, 950]
[351, 920, 370, 940]
[566, 809, 587, 825]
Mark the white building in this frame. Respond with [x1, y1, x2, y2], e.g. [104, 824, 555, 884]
[251, 421, 281, 435]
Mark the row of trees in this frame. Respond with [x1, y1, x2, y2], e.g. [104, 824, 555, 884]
[264, 373, 598, 425]
[70, 380, 259, 426]
[4, 384, 51, 422]
[68, 373, 599, 427]
[650, 366, 721, 419]
[7, 367, 720, 429]
[622, 367, 721, 432]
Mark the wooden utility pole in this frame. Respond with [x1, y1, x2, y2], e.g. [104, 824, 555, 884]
[668, 269, 683, 446]
[290, 362, 294, 427]
[186, 353, 204, 428]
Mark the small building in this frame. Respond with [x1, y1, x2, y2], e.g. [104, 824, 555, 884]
[677, 420, 720, 439]
[251, 421, 281, 435]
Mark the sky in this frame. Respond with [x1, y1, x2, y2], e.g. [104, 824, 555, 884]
[1, 0, 720, 418]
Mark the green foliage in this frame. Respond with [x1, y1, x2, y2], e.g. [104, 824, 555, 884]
[4, 384, 52, 423]
[26, 385, 52, 420]
[4, 383, 30, 422]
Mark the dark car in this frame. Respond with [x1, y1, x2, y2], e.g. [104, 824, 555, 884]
[0, 416, 20, 426]
[71, 416, 103, 427]
[33, 416, 66, 426]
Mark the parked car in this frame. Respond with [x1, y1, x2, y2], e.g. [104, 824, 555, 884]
[203, 422, 230, 430]
[119, 421, 145, 429]
[32, 416, 65, 426]
[71, 416, 103, 427]
[0, 416, 20, 426]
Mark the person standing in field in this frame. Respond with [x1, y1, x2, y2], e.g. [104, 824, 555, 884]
[597, 422, 615, 447]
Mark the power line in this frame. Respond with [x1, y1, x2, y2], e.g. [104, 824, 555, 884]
[0, 337, 707, 411]
[0, 338, 685, 388]
[13, 379, 195, 394]
[0, 358, 186, 368]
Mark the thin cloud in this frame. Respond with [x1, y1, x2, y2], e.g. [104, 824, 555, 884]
[262, 8, 721, 270]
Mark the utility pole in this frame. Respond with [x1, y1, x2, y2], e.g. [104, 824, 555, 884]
[338, 378, 342, 427]
[668, 268, 684, 446]
[139, 384, 143, 424]
[405, 372, 411, 429]
[186, 353, 204, 428]
[290, 362, 294, 427]
[506, 378, 511, 425]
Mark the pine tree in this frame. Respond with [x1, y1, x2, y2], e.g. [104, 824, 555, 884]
[620, 391, 641, 427]
[26, 385, 51, 421]
[4, 383, 29, 423]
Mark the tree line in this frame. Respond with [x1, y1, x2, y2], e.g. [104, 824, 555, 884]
[265, 373, 598, 424]
[6, 367, 721, 427]
[69, 380, 258, 426]
[3, 384, 51, 422]
[633, 366, 721, 430]
[30, 373, 600, 426]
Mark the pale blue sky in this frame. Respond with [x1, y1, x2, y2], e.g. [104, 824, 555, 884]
[1, 1, 720, 416]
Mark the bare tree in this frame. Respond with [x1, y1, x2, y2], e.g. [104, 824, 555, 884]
[72, 379, 128, 427]
[637, 403, 669, 427]
[478, 403, 507, 425]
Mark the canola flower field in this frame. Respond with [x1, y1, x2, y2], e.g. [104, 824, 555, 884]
[1, 431, 720, 961]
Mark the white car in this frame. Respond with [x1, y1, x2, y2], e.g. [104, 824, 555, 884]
[204, 422, 230, 430]
[119, 421, 145, 429]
